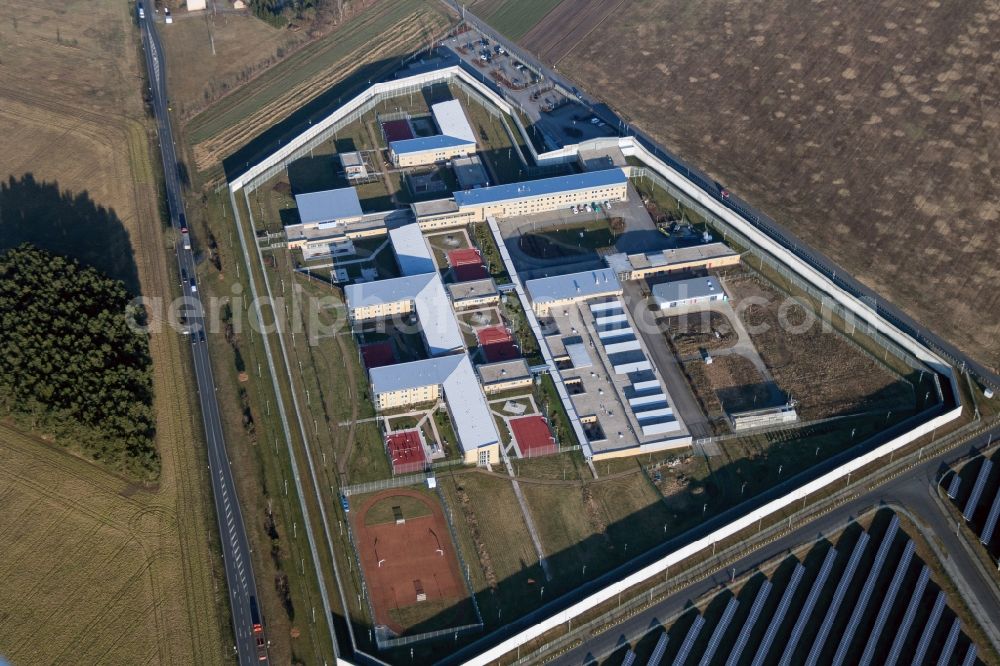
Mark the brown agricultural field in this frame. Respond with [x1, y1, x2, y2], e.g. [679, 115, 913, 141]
[0, 0, 227, 661]
[536, 0, 1000, 372]
[178, 0, 453, 172]
[161, 0, 424, 122]
[519, 0, 624, 64]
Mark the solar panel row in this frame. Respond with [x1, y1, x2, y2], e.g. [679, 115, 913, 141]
[910, 591, 947, 665]
[859, 540, 916, 666]
[646, 632, 668, 666]
[778, 547, 838, 666]
[935, 618, 962, 666]
[831, 517, 899, 666]
[963, 459, 993, 520]
[670, 615, 704, 666]
[697, 597, 738, 666]
[885, 566, 931, 666]
[751, 564, 805, 666]
[804, 532, 870, 666]
[725, 580, 771, 666]
[980, 488, 1000, 545]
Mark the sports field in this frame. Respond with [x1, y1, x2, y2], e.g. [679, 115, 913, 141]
[352, 489, 472, 634]
[510, 415, 557, 458]
[0, 0, 226, 661]
[477, 324, 520, 362]
[448, 247, 489, 282]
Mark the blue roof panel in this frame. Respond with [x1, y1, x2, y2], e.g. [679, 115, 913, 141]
[453, 168, 626, 208]
[390, 134, 475, 155]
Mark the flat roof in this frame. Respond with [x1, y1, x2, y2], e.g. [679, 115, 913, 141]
[452, 155, 491, 190]
[447, 278, 497, 301]
[412, 198, 460, 217]
[345, 273, 464, 355]
[388, 223, 436, 276]
[432, 100, 477, 144]
[656, 242, 737, 265]
[606, 243, 739, 274]
[477, 358, 530, 385]
[369, 354, 500, 453]
[453, 168, 626, 209]
[652, 276, 726, 304]
[566, 342, 593, 369]
[293, 187, 363, 226]
[339, 151, 364, 167]
[390, 134, 475, 155]
[525, 267, 621, 305]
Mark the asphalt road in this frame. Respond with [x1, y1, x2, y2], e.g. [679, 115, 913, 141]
[553, 424, 1000, 665]
[138, 10, 265, 665]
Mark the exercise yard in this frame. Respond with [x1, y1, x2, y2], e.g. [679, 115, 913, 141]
[352, 489, 472, 635]
[448, 247, 489, 282]
[510, 415, 557, 458]
[361, 341, 396, 369]
[477, 325, 520, 362]
[381, 119, 414, 143]
[385, 429, 427, 475]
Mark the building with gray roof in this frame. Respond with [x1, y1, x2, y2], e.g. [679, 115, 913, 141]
[388, 223, 436, 276]
[345, 272, 463, 356]
[293, 187, 363, 227]
[652, 276, 728, 310]
[369, 354, 501, 465]
[524, 268, 622, 315]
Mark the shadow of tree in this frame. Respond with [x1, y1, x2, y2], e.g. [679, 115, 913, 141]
[0, 173, 140, 294]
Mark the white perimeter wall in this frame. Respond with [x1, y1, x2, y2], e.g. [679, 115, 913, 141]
[228, 66, 964, 666]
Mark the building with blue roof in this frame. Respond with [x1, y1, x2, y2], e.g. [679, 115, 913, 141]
[389, 100, 477, 167]
[452, 168, 628, 222]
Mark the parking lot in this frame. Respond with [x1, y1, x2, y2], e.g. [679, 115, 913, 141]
[442, 33, 618, 151]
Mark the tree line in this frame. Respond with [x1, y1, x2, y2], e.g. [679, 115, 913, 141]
[0, 245, 157, 478]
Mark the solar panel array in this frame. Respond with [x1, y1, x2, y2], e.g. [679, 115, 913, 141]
[724, 580, 771, 666]
[910, 591, 946, 665]
[859, 540, 916, 665]
[831, 517, 899, 666]
[670, 615, 704, 666]
[948, 453, 1000, 549]
[936, 618, 962, 666]
[885, 565, 931, 666]
[964, 459, 993, 520]
[646, 632, 668, 666]
[777, 546, 838, 666]
[696, 597, 738, 666]
[947, 472, 962, 499]
[623, 513, 982, 666]
[980, 488, 1000, 545]
[750, 564, 804, 666]
[804, 532, 870, 666]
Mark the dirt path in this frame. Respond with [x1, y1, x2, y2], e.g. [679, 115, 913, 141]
[335, 331, 360, 481]
[456, 463, 643, 486]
